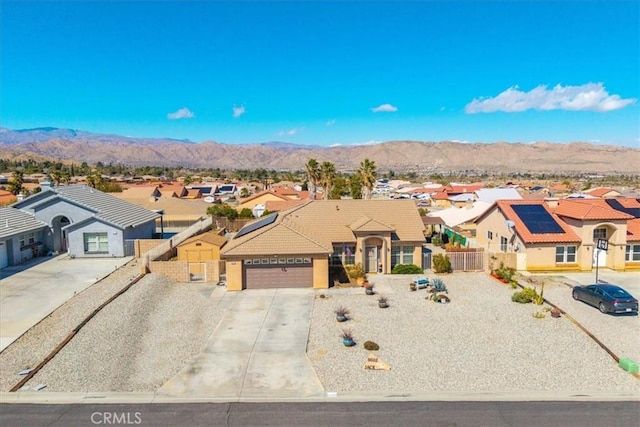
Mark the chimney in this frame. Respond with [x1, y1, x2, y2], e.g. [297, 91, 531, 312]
[40, 180, 53, 191]
[16, 192, 24, 201]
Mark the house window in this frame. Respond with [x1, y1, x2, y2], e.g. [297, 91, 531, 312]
[332, 244, 355, 265]
[391, 245, 414, 267]
[555, 246, 577, 263]
[19, 233, 35, 248]
[500, 236, 508, 252]
[626, 245, 640, 262]
[592, 228, 607, 241]
[83, 232, 109, 254]
[487, 231, 493, 240]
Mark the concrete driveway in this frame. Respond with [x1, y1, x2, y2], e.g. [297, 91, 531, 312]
[159, 288, 324, 399]
[0, 255, 132, 351]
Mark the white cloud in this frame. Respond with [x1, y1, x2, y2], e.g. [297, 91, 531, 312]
[232, 105, 246, 118]
[371, 103, 398, 113]
[326, 120, 336, 126]
[465, 83, 636, 113]
[277, 127, 302, 136]
[167, 107, 195, 120]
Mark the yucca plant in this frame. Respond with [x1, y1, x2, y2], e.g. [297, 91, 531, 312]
[431, 277, 448, 293]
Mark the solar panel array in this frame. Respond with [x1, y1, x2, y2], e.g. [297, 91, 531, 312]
[234, 212, 278, 239]
[605, 199, 640, 218]
[511, 204, 564, 234]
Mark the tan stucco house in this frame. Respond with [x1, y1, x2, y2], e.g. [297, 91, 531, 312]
[475, 198, 640, 272]
[221, 199, 426, 290]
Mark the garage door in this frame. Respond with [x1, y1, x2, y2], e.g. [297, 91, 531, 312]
[0, 241, 7, 269]
[244, 261, 313, 289]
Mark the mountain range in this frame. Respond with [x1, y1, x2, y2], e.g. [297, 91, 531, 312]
[1, 127, 638, 174]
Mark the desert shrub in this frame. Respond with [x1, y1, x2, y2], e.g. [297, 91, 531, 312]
[238, 208, 254, 218]
[344, 263, 365, 280]
[432, 254, 452, 273]
[391, 264, 423, 274]
[432, 236, 442, 246]
[363, 341, 380, 351]
[431, 277, 448, 293]
[511, 287, 538, 304]
[495, 262, 516, 282]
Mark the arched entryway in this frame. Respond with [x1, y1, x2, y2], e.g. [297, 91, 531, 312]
[362, 236, 386, 273]
[51, 215, 71, 253]
[591, 223, 619, 268]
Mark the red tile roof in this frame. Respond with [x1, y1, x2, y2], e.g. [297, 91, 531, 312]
[494, 200, 581, 244]
[554, 199, 634, 221]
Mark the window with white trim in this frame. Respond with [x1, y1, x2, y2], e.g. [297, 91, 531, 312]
[555, 246, 576, 263]
[626, 245, 640, 262]
[391, 245, 414, 267]
[592, 228, 607, 241]
[19, 233, 35, 248]
[500, 236, 508, 252]
[83, 232, 109, 253]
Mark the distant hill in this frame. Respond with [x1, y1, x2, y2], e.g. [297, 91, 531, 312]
[0, 127, 638, 174]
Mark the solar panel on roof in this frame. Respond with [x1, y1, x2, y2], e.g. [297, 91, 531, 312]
[234, 212, 278, 239]
[511, 204, 564, 234]
[605, 199, 640, 218]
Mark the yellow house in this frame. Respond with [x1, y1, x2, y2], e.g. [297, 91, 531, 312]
[476, 198, 640, 272]
[236, 190, 289, 213]
[221, 200, 426, 290]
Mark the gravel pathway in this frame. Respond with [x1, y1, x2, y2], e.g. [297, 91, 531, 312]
[308, 273, 640, 393]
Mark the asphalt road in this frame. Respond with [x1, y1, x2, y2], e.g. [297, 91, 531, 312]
[1, 401, 639, 427]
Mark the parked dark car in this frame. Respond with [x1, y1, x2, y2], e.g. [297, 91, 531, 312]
[572, 284, 638, 314]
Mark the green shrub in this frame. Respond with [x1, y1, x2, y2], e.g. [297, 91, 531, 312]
[363, 341, 380, 351]
[495, 262, 515, 282]
[391, 264, 423, 274]
[432, 236, 442, 246]
[511, 287, 538, 304]
[238, 208, 254, 218]
[432, 254, 452, 273]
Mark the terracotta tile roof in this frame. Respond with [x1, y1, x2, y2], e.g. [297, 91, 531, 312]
[627, 219, 640, 242]
[585, 187, 617, 197]
[179, 230, 227, 247]
[445, 183, 484, 194]
[222, 199, 426, 257]
[432, 192, 449, 200]
[264, 199, 306, 212]
[349, 216, 394, 232]
[240, 190, 288, 204]
[272, 187, 299, 197]
[493, 200, 581, 244]
[554, 199, 633, 221]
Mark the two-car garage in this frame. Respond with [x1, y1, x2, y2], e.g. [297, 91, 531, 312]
[243, 258, 313, 289]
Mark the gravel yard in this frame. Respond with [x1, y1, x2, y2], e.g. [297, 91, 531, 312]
[308, 273, 640, 394]
[1, 267, 225, 392]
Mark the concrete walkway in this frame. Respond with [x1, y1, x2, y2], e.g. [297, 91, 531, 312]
[0, 255, 132, 351]
[159, 288, 324, 399]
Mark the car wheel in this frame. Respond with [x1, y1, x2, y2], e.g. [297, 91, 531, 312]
[572, 290, 579, 300]
[599, 302, 608, 314]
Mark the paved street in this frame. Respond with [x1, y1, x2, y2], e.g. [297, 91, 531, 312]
[1, 401, 639, 427]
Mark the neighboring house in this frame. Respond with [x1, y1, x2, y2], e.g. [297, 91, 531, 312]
[474, 188, 522, 204]
[0, 190, 17, 206]
[584, 187, 622, 198]
[428, 200, 492, 231]
[221, 200, 426, 290]
[0, 207, 50, 268]
[236, 190, 289, 215]
[11, 184, 161, 258]
[475, 198, 640, 272]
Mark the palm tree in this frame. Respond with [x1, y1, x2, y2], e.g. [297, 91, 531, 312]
[305, 159, 320, 200]
[358, 158, 377, 200]
[320, 161, 336, 200]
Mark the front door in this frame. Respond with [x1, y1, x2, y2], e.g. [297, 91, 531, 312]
[366, 246, 378, 273]
[593, 247, 607, 267]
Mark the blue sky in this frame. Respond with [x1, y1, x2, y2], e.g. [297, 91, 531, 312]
[2, 1, 639, 147]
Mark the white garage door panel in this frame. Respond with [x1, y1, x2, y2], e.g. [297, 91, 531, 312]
[0, 242, 8, 269]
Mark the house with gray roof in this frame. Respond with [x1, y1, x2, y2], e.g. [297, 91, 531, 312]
[11, 184, 161, 259]
[0, 207, 50, 268]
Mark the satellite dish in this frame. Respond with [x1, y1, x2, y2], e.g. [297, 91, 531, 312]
[514, 243, 520, 252]
[505, 220, 516, 229]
